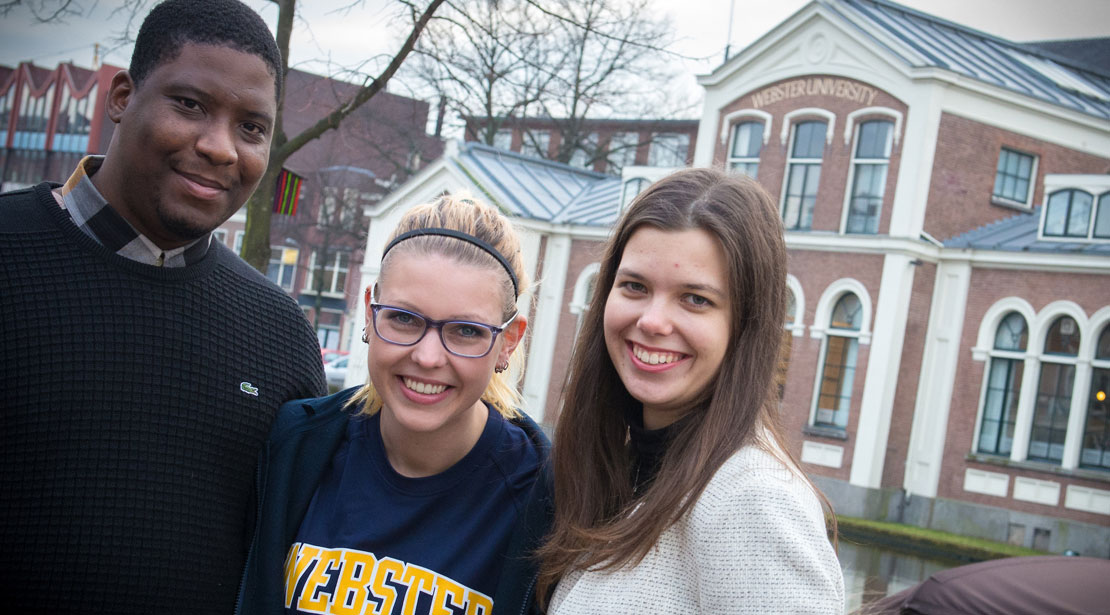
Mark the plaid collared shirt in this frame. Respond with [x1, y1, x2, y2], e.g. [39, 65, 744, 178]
[53, 156, 211, 267]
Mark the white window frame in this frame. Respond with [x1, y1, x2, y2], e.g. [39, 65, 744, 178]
[267, 245, 299, 292]
[785, 274, 806, 337]
[1081, 312, 1110, 470]
[810, 292, 864, 430]
[569, 263, 601, 336]
[780, 119, 828, 231]
[973, 310, 1030, 457]
[607, 131, 640, 170]
[727, 119, 767, 179]
[316, 307, 345, 350]
[779, 108, 835, 146]
[807, 279, 873, 430]
[840, 119, 894, 235]
[647, 133, 689, 167]
[304, 250, 351, 296]
[1039, 175, 1110, 243]
[621, 177, 650, 209]
[569, 132, 600, 169]
[992, 147, 1038, 210]
[719, 108, 772, 143]
[972, 299, 1107, 471]
[521, 130, 551, 159]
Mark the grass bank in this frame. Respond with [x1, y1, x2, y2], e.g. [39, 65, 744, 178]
[836, 516, 1046, 563]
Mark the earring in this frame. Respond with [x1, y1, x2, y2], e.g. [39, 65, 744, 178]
[494, 360, 509, 374]
[361, 326, 369, 344]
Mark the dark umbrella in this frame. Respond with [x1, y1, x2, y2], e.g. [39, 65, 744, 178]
[862, 555, 1110, 615]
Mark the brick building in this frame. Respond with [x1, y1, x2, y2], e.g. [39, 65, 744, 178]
[695, 0, 1110, 559]
[359, 0, 1110, 560]
[0, 59, 441, 352]
[0, 61, 120, 190]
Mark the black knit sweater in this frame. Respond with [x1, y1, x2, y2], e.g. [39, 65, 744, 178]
[0, 184, 326, 613]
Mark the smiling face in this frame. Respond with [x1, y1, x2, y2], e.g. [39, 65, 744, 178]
[96, 43, 276, 249]
[366, 252, 520, 441]
[603, 226, 732, 429]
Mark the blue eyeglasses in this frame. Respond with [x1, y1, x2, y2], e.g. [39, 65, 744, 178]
[369, 303, 516, 358]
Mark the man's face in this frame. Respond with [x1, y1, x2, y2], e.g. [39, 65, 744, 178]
[102, 43, 277, 249]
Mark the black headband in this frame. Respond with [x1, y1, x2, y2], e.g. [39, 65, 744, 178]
[381, 228, 520, 297]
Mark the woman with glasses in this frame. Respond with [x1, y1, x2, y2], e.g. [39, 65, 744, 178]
[238, 194, 551, 615]
[536, 169, 843, 613]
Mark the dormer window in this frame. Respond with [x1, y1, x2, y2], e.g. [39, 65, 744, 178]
[1042, 189, 1110, 240]
[622, 177, 649, 207]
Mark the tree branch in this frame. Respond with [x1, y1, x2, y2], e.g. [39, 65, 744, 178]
[276, 0, 446, 159]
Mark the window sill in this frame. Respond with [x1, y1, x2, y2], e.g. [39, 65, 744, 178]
[990, 196, 1033, 213]
[966, 453, 1110, 484]
[803, 425, 849, 441]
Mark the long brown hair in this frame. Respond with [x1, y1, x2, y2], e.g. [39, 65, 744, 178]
[536, 168, 834, 601]
[347, 193, 530, 419]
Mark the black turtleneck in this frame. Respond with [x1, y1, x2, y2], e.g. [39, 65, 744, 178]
[626, 406, 691, 494]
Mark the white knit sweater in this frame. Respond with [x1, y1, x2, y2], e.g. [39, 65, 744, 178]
[550, 445, 845, 614]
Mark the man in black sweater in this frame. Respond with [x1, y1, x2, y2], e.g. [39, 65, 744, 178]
[0, 1, 326, 611]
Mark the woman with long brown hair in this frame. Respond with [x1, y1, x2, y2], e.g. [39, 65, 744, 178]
[538, 168, 843, 613]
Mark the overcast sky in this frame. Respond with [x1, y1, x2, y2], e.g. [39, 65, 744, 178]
[2, 0, 1108, 122]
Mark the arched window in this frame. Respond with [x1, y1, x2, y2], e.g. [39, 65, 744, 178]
[814, 293, 861, 429]
[569, 264, 600, 336]
[52, 82, 97, 153]
[782, 120, 826, 231]
[1028, 316, 1081, 463]
[977, 312, 1028, 456]
[13, 82, 55, 149]
[1043, 189, 1093, 238]
[844, 120, 893, 234]
[1095, 192, 1110, 240]
[1081, 325, 1110, 470]
[622, 177, 649, 207]
[728, 121, 763, 179]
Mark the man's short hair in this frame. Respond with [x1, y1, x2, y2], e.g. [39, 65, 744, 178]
[129, 0, 282, 100]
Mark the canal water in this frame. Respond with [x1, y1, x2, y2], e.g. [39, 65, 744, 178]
[839, 538, 962, 613]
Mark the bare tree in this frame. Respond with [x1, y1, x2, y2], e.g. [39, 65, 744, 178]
[408, 0, 550, 146]
[407, 0, 683, 167]
[241, 0, 447, 273]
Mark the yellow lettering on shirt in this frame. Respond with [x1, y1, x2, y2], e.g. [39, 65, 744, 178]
[286, 543, 322, 608]
[331, 549, 378, 615]
[286, 543, 493, 615]
[369, 556, 404, 614]
[465, 591, 493, 615]
[399, 564, 436, 613]
[299, 548, 342, 612]
[430, 576, 466, 615]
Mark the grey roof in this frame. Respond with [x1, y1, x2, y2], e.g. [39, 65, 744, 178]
[1027, 39, 1110, 78]
[823, 0, 1110, 120]
[453, 142, 622, 227]
[946, 207, 1110, 255]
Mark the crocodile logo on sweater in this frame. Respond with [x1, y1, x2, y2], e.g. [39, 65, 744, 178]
[240, 382, 259, 396]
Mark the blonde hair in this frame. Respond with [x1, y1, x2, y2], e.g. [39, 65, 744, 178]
[348, 193, 530, 419]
